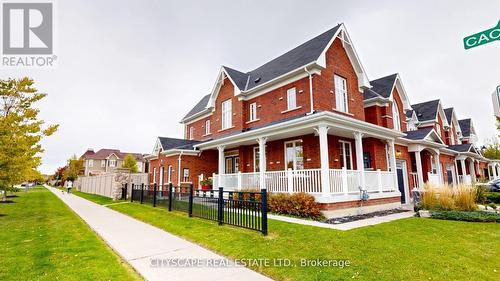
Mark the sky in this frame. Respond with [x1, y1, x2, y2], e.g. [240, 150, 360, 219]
[2, 0, 500, 174]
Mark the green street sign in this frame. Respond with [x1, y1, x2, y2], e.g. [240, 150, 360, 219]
[463, 20, 500, 49]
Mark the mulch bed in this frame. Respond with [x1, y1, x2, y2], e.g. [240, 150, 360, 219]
[324, 209, 410, 224]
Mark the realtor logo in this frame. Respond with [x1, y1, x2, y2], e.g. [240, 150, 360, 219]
[1, 1, 56, 67]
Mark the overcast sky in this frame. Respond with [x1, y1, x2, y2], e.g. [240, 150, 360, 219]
[2, 0, 499, 174]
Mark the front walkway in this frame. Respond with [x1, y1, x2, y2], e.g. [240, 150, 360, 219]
[46, 186, 271, 281]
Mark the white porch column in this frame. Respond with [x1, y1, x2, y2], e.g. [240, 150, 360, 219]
[415, 150, 424, 188]
[434, 152, 442, 184]
[217, 145, 225, 187]
[317, 125, 330, 196]
[388, 139, 398, 188]
[469, 159, 476, 183]
[494, 164, 498, 179]
[353, 132, 365, 190]
[460, 159, 467, 183]
[257, 137, 267, 189]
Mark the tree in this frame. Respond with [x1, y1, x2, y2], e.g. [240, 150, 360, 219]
[482, 138, 500, 160]
[63, 155, 83, 182]
[122, 154, 139, 173]
[0, 77, 58, 201]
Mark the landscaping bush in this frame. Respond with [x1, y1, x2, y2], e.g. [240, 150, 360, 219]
[485, 192, 500, 204]
[430, 210, 500, 222]
[419, 184, 477, 212]
[268, 192, 324, 220]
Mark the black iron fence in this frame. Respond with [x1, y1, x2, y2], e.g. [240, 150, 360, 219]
[126, 183, 267, 235]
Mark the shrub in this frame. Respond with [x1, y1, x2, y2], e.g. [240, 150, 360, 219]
[419, 184, 477, 212]
[485, 192, 500, 204]
[430, 210, 500, 222]
[268, 192, 324, 220]
[454, 186, 477, 211]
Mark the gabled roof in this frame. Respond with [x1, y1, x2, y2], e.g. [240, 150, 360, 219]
[444, 108, 454, 124]
[448, 143, 474, 153]
[82, 149, 145, 162]
[403, 127, 434, 140]
[158, 137, 200, 151]
[410, 99, 440, 122]
[459, 119, 472, 137]
[364, 73, 412, 111]
[181, 94, 211, 121]
[369, 74, 398, 99]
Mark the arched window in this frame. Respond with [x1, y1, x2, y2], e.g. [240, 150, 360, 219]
[392, 102, 401, 131]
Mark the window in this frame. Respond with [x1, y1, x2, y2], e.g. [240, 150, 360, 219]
[339, 141, 352, 169]
[205, 120, 210, 135]
[153, 167, 157, 183]
[167, 165, 173, 183]
[88, 159, 93, 167]
[287, 88, 297, 110]
[189, 127, 194, 140]
[137, 162, 142, 171]
[363, 152, 372, 169]
[430, 155, 437, 174]
[392, 102, 401, 131]
[285, 140, 304, 170]
[334, 75, 348, 112]
[101, 160, 106, 167]
[183, 168, 190, 182]
[253, 146, 267, 172]
[109, 159, 117, 167]
[249, 102, 257, 121]
[221, 99, 232, 130]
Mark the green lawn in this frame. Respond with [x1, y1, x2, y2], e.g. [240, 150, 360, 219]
[0, 188, 141, 281]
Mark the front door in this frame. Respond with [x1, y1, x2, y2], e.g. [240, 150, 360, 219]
[396, 161, 407, 204]
[225, 156, 239, 174]
[446, 165, 454, 185]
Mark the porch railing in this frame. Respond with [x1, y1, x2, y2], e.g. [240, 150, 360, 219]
[459, 175, 472, 185]
[410, 172, 419, 189]
[213, 168, 396, 195]
[427, 173, 440, 185]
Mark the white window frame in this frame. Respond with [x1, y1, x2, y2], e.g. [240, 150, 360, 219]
[167, 165, 173, 183]
[287, 88, 297, 110]
[109, 159, 117, 167]
[221, 99, 232, 130]
[334, 75, 348, 113]
[88, 159, 93, 167]
[205, 120, 210, 135]
[101, 160, 106, 167]
[189, 127, 194, 140]
[284, 139, 304, 170]
[153, 167, 157, 183]
[436, 125, 441, 138]
[339, 140, 353, 170]
[249, 102, 257, 121]
[183, 168, 190, 182]
[392, 102, 401, 131]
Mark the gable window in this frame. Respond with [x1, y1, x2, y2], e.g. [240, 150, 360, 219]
[101, 160, 106, 167]
[221, 99, 232, 130]
[285, 140, 304, 170]
[205, 120, 210, 135]
[88, 159, 93, 167]
[339, 141, 352, 169]
[249, 102, 257, 121]
[109, 159, 117, 167]
[189, 127, 194, 140]
[392, 102, 401, 131]
[287, 88, 297, 110]
[334, 75, 348, 113]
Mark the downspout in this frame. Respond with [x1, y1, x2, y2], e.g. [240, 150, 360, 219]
[177, 151, 183, 186]
[304, 66, 314, 115]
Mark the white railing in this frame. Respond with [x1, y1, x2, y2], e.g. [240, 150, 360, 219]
[214, 168, 396, 195]
[428, 173, 440, 185]
[410, 172, 419, 188]
[459, 175, 472, 185]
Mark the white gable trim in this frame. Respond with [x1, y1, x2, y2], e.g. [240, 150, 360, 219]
[207, 67, 241, 108]
[151, 138, 163, 155]
[317, 24, 371, 90]
[392, 75, 412, 111]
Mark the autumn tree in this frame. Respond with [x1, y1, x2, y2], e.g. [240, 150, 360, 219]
[122, 154, 139, 173]
[63, 155, 84, 182]
[0, 77, 58, 201]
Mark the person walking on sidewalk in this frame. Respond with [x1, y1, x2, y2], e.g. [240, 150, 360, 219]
[66, 180, 73, 194]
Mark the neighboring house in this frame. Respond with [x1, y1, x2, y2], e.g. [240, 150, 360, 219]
[145, 23, 497, 213]
[81, 149, 146, 176]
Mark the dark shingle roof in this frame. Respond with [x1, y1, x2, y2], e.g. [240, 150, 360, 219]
[158, 137, 200, 151]
[181, 94, 211, 121]
[369, 74, 398, 99]
[459, 119, 472, 137]
[448, 143, 472, 153]
[403, 127, 433, 140]
[444, 108, 454, 124]
[183, 25, 342, 121]
[363, 88, 382, 100]
[411, 100, 440, 122]
[83, 149, 145, 162]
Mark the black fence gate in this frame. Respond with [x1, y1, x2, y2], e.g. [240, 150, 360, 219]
[127, 183, 267, 235]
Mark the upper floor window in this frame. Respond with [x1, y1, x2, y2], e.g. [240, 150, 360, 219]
[392, 102, 401, 131]
[287, 88, 297, 110]
[101, 160, 106, 167]
[88, 159, 93, 167]
[221, 99, 232, 130]
[109, 159, 117, 167]
[189, 127, 194, 140]
[249, 102, 257, 121]
[205, 120, 210, 135]
[334, 75, 348, 113]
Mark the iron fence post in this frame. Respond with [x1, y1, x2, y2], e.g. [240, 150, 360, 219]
[188, 184, 194, 217]
[217, 187, 224, 225]
[124, 183, 128, 200]
[261, 188, 268, 235]
[153, 183, 157, 207]
[168, 183, 173, 211]
[140, 183, 144, 204]
[130, 183, 134, 202]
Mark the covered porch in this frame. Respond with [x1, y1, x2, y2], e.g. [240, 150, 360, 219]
[195, 112, 405, 203]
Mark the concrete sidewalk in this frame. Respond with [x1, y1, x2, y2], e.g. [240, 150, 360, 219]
[46, 186, 272, 281]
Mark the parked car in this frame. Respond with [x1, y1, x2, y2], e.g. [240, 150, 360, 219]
[488, 179, 500, 192]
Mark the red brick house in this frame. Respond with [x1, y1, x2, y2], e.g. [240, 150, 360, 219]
[145, 23, 496, 213]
